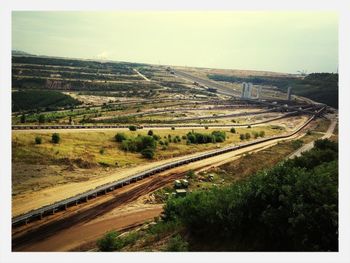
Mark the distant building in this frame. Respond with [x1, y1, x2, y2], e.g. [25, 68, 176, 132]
[287, 86, 292, 101]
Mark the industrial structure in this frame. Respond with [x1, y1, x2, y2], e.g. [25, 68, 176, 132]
[287, 86, 293, 101]
[241, 82, 253, 99]
[257, 86, 262, 100]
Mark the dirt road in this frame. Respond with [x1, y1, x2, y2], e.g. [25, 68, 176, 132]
[18, 205, 162, 251]
[288, 116, 337, 159]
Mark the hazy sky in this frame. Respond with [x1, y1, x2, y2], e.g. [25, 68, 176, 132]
[12, 11, 338, 74]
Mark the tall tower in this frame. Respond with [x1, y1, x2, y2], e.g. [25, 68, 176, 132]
[247, 82, 253, 99]
[287, 86, 292, 101]
[257, 86, 262, 100]
[241, 82, 247, 98]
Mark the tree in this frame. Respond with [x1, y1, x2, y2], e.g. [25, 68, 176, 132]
[115, 133, 127, 142]
[165, 234, 189, 252]
[148, 130, 154, 136]
[97, 231, 122, 251]
[35, 136, 42, 144]
[141, 147, 155, 159]
[230, 128, 236, 133]
[20, 114, 26, 123]
[38, 114, 45, 124]
[51, 133, 60, 144]
[129, 125, 137, 131]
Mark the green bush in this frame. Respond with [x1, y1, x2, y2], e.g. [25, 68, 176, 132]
[115, 132, 127, 142]
[240, 134, 245, 140]
[230, 128, 236, 133]
[35, 136, 42, 144]
[121, 135, 156, 153]
[245, 133, 251, 139]
[38, 114, 45, 124]
[165, 234, 189, 252]
[96, 231, 125, 251]
[51, 133, 60, 144]
[148, 130, 154, 136]
[129, 125, 137, 131]
[141, 147, 155, 159]
[259, 131, 265, 137]
[171, 127, 175, 130]
[163, 139, 338, 251]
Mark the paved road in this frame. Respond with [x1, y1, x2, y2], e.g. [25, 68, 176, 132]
[172, 69, 241, 97]
[288, 116, 337, 159]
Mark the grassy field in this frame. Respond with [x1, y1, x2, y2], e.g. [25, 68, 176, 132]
[12, 126, 284, 195]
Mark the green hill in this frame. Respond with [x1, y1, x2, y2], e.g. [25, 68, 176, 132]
[208, 73, 338, 108]
[12, 90, 81, 112]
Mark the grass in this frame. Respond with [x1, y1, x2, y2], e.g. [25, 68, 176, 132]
[12, 126, 284, 167]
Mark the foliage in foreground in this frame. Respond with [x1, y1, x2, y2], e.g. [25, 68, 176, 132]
[163, 139, 338, 251]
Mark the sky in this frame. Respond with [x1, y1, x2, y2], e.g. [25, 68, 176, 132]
[12, 11, 338, 74]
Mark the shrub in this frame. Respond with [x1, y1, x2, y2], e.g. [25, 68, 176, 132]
[253, 131, 259, 139]
[165, 234, 189, 252]
[240, 134, 245, 140]
[35, 136, 42, 144]
[99, 148, 105, 155]
[51, 133, 60, 144]
[171, 127, 175, 130]
[148, 130, 154, 136]
[163, 140, 338, 251]
[245, 133, 251, 139]
[205, 126, 209, 129]
[20, 114, 26, 123]
[141, 147, 155, 159]
[115, 133, 127, 142]
[129, 125, 137, 131]
[259, 131, 265, 137]
[38, 114, 45, 124]
[153, 134, 161, 141]
[247, 125, 251, 128]
[230, 128, 236, 133]
[97, 231, 123, 251]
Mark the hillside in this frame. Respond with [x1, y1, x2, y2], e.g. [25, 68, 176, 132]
[208, 73, 338, 108]
[12, 90, 81, 112]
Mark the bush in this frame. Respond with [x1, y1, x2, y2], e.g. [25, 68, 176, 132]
[97, 231, 123, 251]
[115, 132, 127, 142]
[121, 135, 156, 153]
[240, 134, 245, 140]
[165, 234, 189, 252]
[148, 130, 154, 136]
[51, 133, 60, 144]
[259, 131, 265, 137]
[253, 131, 259, 139]
[245, 133, 251, 139]
[230, 128, 236, 133]
[205, 126, 209, 129]
[247, 125, 251, 128]
[35, 136, 42, 144]
[141, 147, 155, 159]
[153, 134, 161, 141]
[163, 140, 338, 251]
[38, 114, 45, 124]
[129, 125, 137, 131]
[171, 127, 175, 130]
